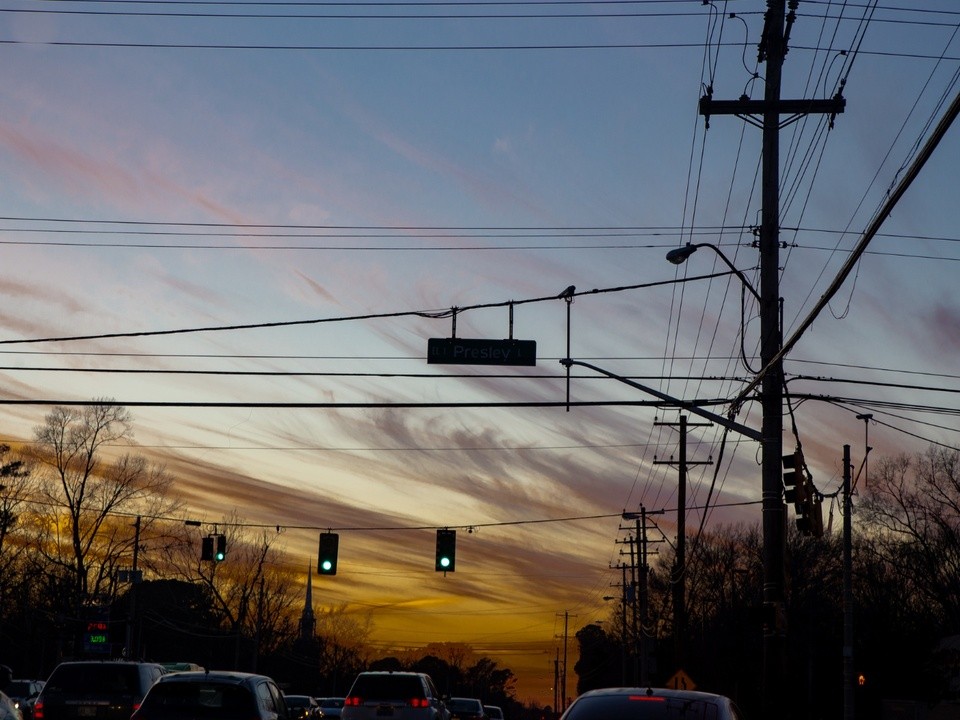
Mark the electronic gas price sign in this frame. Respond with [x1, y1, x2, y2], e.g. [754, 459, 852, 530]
[84, 620, 110, 653]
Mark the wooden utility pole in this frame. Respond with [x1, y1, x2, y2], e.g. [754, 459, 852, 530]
[699, 2, 844, 715]
[653, 415, 711, 670]
[843, 445, 854, 720]
[622, 509, 663, 685]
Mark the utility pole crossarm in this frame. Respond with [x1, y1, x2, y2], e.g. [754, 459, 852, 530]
[700, 97, 845, 116]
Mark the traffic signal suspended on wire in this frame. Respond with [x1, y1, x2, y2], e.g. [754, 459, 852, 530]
[435, 529, 456, 573]
[318, 532, 339, 575]
[215, 534, 226, 562]
[201, 535, 213, 561]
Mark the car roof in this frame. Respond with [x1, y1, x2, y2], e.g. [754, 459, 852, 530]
[575, 687, 732, 702]
[356, 671, 424, 676]
[56, 661, 160, 666]
[155, 671, 271, 685]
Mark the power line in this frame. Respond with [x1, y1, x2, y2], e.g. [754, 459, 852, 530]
[0, 270, 736, 345]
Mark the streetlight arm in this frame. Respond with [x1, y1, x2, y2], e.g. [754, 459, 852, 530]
[667, 243, 761, 303]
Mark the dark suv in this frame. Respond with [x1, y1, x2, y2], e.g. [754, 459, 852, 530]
[341, 672, 448, 720]
[34, 661, 167, 720]
[131, 671, 288, 720]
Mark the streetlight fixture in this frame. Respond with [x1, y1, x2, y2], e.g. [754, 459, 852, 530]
[666, 242, 761, 302]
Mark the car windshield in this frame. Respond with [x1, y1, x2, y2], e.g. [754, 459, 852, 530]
[144, 683, 255, 714]
[46, 666, 139, 694]
[564, 695, 723, 720]
[349, 676, 423, 701]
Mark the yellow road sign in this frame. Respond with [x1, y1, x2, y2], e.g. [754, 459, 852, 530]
[666, 669, 696, 691]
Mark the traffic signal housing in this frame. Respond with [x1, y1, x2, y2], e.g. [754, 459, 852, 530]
[215, 534, 226, 562]
[318, 532, 339, 575]
[435, 529, 456, 573]
[782, 451, 806, 507]
[201, 535, 213, 561]
[783, 450, 824, 538]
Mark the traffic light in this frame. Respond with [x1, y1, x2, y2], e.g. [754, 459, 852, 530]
[784, 449, 824, 538]
[782, 451, 806, 507]
[435, 529, 456, 573]
[201, 535, 213, 561]
[797, 491, 824, 538]
[318, 532, 339, 575]
[215, 534, 226, 562]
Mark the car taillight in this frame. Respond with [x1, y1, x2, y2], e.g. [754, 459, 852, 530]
[627, 696, 666, 702]
[344, 697, 362, 707]
[34, 701, 44, 720]
[408, 699, 429, 708]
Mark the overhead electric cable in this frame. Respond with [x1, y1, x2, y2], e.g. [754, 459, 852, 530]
[732, 85, 960, 411]
[0, 270, 737, 346]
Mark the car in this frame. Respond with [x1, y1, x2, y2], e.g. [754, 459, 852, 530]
[559, 687, 744, 720]
[318, 697, 345, 719]
[0, 692, 22, 720]
[445, 698, 484, 720]
[34, 661, 167, 720]
[285, 695, 320, 720]
[6, 681, 44, 720]
[130, 670, 289, 720]
[341, 672, 448, 720]
[483, 706, 503, 720]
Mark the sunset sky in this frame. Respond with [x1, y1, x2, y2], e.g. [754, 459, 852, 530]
[2, 0, 960, 707]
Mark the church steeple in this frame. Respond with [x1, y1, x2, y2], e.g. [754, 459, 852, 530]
[299, 562, 316, 641]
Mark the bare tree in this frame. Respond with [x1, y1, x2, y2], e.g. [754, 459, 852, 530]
[316, 602, 374, 690]
[861, 446, 960, 624]
[0, 444, 33, 606]
[30, 402, 178, 606]
[186, 517, 300, 668]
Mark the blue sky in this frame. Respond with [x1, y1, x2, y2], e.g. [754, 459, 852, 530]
[2, 0, 960, 704]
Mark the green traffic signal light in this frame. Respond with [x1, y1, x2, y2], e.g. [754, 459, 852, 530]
[215, 534, 226, 562]
[318, 532, 339, 575]
[435, 529, 456, 573]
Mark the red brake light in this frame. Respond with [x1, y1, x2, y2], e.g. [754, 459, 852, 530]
[34, 701, 44, 720]
[408, 699, 428, 708]
[345, 697, 362, 707]
[627, 696, 666, 702]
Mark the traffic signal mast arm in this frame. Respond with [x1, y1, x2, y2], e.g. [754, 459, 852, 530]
[561, 359, 761, 441]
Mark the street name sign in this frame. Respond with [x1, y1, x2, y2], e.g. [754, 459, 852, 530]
[428, 338, 536, 366]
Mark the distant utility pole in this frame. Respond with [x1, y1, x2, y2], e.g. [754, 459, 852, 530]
[653, 415, 711, 670]
[562, 611, 568, 711]
[622, 508, 663, 685]
[554, 611, 574, 712]
[843, 445, 854, 720]
[698, 2, 845, 715]
[124, 515, 141, 659]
